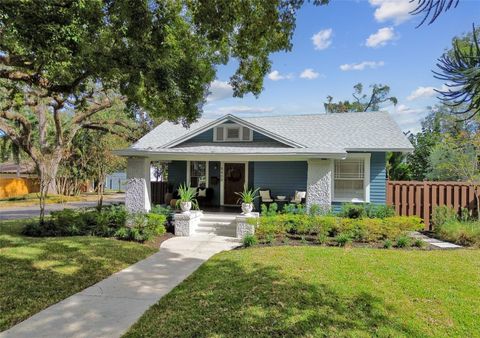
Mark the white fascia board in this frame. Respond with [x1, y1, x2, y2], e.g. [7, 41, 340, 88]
[113, 149, 347, 161]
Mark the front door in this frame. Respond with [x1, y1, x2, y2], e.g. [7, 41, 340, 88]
[223, 163, 246, 205]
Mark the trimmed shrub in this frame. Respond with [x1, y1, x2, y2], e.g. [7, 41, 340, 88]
[254, 214, 423, 245]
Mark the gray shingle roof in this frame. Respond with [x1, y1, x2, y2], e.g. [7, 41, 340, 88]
[128, 111, 412, 155]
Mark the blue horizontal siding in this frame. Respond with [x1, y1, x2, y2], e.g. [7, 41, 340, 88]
[253, 161, 307, 209]
[168, 161, 187, 191]
[178, 124, 284, 145]
[370, 152, 387, 204]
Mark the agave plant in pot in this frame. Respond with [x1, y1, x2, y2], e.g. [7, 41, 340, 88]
[235, 187, 260, 215]
[176, 183, 199, 213]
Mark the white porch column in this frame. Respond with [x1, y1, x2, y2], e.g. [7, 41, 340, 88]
[126, 157, 151, 213]
[306, 159, 332, 212]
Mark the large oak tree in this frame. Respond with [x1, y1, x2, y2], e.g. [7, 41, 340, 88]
[0, 0, 328, 223]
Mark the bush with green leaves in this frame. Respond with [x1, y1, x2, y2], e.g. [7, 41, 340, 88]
[365, 204, 395, 219]
[23, 205, 128, 237]
[396, 236, 411, 248]
[383, 239, 393, 249]
[23, 205, 167, 242]
[252, 214, 423, 246]
[335, 233, 352, 247]
[435, 219, 480, 246]
[260, 203, 278, 216]
[256, 214, 423, 247]
[243, 234, 258, 247]
[432, 206, 458, 228]
[283, 203, 306, 215]
[116, 212, 167, 242]
[339, 203, 366, 219]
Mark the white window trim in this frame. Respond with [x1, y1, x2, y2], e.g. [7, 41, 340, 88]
[213, 124, 253, 142]
[187, 160, 209, 187]
[331, 153, 370, 203]
[220, 161, 248, 206]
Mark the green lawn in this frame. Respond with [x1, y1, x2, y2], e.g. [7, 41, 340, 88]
[125, 246, 480, 337]
[0, 219, 156, 331]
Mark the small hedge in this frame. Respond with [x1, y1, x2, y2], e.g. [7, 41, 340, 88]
[253, 214, 423, 244]
[23, 205, 167, 242]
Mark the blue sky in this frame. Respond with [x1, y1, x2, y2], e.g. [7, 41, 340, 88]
[204, 0, 479, 132]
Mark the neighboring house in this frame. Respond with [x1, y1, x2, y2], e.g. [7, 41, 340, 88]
[105, 172, 127, 191]
[0, 161, 39, 198]
[117, 112, 413, 212]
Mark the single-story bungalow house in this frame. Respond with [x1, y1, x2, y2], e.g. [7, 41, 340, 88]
[117, 111, 413, 213]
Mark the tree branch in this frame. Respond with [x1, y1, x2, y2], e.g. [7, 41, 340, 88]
[81, 124, 136, 141]
[71, 98, 114, 125]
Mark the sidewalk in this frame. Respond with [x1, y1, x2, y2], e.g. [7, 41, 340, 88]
[1, 234, 240, 338]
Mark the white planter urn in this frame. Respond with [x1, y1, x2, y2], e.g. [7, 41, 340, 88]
[241, 202, 254, 215]
[180, 201, 192, 213]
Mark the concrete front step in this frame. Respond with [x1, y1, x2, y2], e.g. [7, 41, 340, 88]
[195, 214, 237, 237]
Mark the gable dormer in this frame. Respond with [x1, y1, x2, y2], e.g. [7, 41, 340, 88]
[213, 122, 253, 142]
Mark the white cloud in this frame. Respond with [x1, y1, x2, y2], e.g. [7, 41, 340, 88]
[339, 61, 385, 71]
[365, 27, 396, 47]
[267, 70, 293, 81]
[312, 28, 333, 50]
[204, 105, 274, 117]
[407, 84, 448, 101]
[206, 80, 233, 102]
[387, 103, 427, 132]
[369, 0, 417, 25]
[300, 68, 320, 80]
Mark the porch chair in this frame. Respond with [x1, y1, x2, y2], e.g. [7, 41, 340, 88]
[290, 190, 306, 204]
[259, 189, 273, 204]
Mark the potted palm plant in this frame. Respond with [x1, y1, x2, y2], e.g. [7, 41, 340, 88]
[235, 187, 260, 215]
[176, 183, 199, 213]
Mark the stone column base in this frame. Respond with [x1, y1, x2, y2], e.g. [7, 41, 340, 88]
[236, 212, 259, 239]
[174, 211, 203, 236]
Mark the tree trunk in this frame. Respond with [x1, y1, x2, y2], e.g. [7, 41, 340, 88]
[36, 156, 61, 224]
[475, 191, 480, 221]
[96, 173, 106, 211]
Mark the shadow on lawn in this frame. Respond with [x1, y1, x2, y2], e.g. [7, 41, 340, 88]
[126, 256, 421, 337]
[0, 232, 153, 331]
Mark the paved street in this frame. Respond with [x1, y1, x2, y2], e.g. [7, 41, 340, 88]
[0, 194, 125, 220]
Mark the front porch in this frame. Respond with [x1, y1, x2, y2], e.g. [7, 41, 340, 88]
[124, 157, 334, 215]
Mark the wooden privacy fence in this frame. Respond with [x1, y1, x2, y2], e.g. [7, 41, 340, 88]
[387, 181, 479, 230]
[151, 181, 169, 205]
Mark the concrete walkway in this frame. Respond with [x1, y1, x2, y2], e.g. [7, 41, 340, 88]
[409, 231, 462, 249]
[1, 234, 240, 338]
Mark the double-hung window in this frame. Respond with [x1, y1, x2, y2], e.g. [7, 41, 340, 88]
[333, 156, 369, 202]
